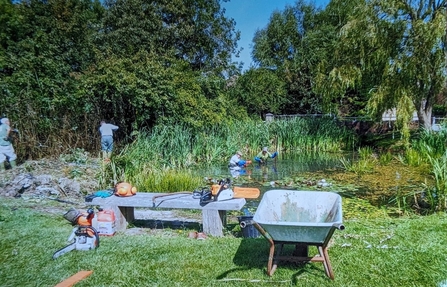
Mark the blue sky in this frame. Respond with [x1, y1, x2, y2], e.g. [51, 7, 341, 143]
[222, 0, 329, 71]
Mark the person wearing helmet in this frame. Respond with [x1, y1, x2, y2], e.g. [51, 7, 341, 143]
[0, 118, 18, 170]
[254, 147, 278, 164]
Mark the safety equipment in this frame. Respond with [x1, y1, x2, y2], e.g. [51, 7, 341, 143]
[272, 151, 278, 158]
[9, 160, 16, 168]
[114, 182, 137, 197]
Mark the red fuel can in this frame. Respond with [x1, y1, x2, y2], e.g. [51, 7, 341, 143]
[96, 210, 116, 236]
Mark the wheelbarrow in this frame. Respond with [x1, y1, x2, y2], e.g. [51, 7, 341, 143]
[252, 190, 344, 280]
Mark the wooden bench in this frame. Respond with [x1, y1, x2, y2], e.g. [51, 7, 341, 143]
[86, 192, 246, 237]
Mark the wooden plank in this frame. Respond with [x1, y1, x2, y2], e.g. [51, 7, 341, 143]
[87, 193, 246, 210]
[54, 270, 93, 287]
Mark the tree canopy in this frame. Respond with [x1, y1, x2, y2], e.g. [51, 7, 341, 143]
[1, 0, 447, 158]
[315, 0, 447, 136]
[0, 0, 244, 157]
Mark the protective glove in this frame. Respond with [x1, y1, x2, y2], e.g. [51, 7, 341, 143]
[271, 151, 278, 158]
[94, 190, 114, 198]
[254, 157, 261, 163]
[237, 160, 246, 167]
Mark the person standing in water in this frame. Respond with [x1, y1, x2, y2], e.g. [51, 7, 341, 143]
[254, 147, 277, 164]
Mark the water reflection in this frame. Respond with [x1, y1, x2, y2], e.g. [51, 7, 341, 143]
[197, 152, 347, 183]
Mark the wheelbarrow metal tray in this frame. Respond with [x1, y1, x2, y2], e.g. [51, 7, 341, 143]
[253, 190, 343, 244]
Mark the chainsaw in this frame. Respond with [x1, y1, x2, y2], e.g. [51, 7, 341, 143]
[53, 208, 100, 259]
[210, 178, 260, 200]
[194, 178, 261, 205]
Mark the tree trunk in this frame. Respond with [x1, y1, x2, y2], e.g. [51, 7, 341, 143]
[417, 102, 432, 130]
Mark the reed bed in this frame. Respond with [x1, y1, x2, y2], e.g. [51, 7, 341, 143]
[109, 118, 355, 192]
[405, 128, 447, 212]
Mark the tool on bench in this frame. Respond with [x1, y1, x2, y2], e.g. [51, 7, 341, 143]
[150, 179, 261, 207]
[53, 208, 100, 259]
[194, 178, 261, 205]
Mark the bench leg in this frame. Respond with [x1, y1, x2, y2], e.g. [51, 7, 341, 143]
[202, 210, 226, 237]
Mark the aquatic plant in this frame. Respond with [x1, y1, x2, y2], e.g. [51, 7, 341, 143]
[424, 151, 447, 211]
[378, 151, 393, 165]
[396, 148, 424, 167]
[339, 147, 376, 174]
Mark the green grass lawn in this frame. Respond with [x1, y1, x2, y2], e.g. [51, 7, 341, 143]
[1, 197, 447, 287]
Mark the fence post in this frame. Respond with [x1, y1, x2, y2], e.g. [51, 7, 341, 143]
[265, 113, 274, 122]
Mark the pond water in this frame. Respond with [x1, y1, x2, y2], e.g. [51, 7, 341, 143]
[197, 152, 347, 182]
[194, 152, 349, 211]
[192, 151, 430, 215]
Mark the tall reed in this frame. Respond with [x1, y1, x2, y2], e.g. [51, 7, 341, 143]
[108, 118, 356, 192]
[423, 150, 447, 211]
[410, 129, 447, 211]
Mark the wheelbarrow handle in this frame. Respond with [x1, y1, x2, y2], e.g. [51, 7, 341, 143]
[333, 223, 345, 230]
[253, 222, 274, 242]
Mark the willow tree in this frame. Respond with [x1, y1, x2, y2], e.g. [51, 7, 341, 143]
[316, 0, 446, 138]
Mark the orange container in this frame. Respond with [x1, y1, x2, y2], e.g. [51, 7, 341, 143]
[96, 210, 116, 236]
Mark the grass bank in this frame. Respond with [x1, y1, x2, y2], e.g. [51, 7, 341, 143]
[1, 197, 447, 286]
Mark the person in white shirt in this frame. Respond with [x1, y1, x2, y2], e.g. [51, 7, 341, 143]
[99, 120, 118, 162]
[0, 118, 17, 170]
[228, 151, 251, 178]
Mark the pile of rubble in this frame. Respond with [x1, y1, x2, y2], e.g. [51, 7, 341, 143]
[0, 159, 100, 201]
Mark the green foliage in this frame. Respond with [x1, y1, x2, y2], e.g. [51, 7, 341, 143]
[339, 147, 377, 174]
[251, 1, 329, 114]
[433, 104, 446, 116]
[231, 68, 287, 117]
[423, 151, 447, 211]
[59, 148, 90, 164]
[317, 0, 446, 141]
[412, 128, 447, 158]
[101, 0, 239, 73]
[410, 129, 447, 212]
[131, 168, 203, 193]
[378, 151, 393, 165]
[0, 0, 242, 159]
[339, 157, 374, 175]
[104, 118, 356, 191]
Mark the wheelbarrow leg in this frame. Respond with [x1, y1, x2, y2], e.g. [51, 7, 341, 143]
[254, 222, 278, 276]
[267, 241, 276, 276]
[318, 246, 334, 280]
